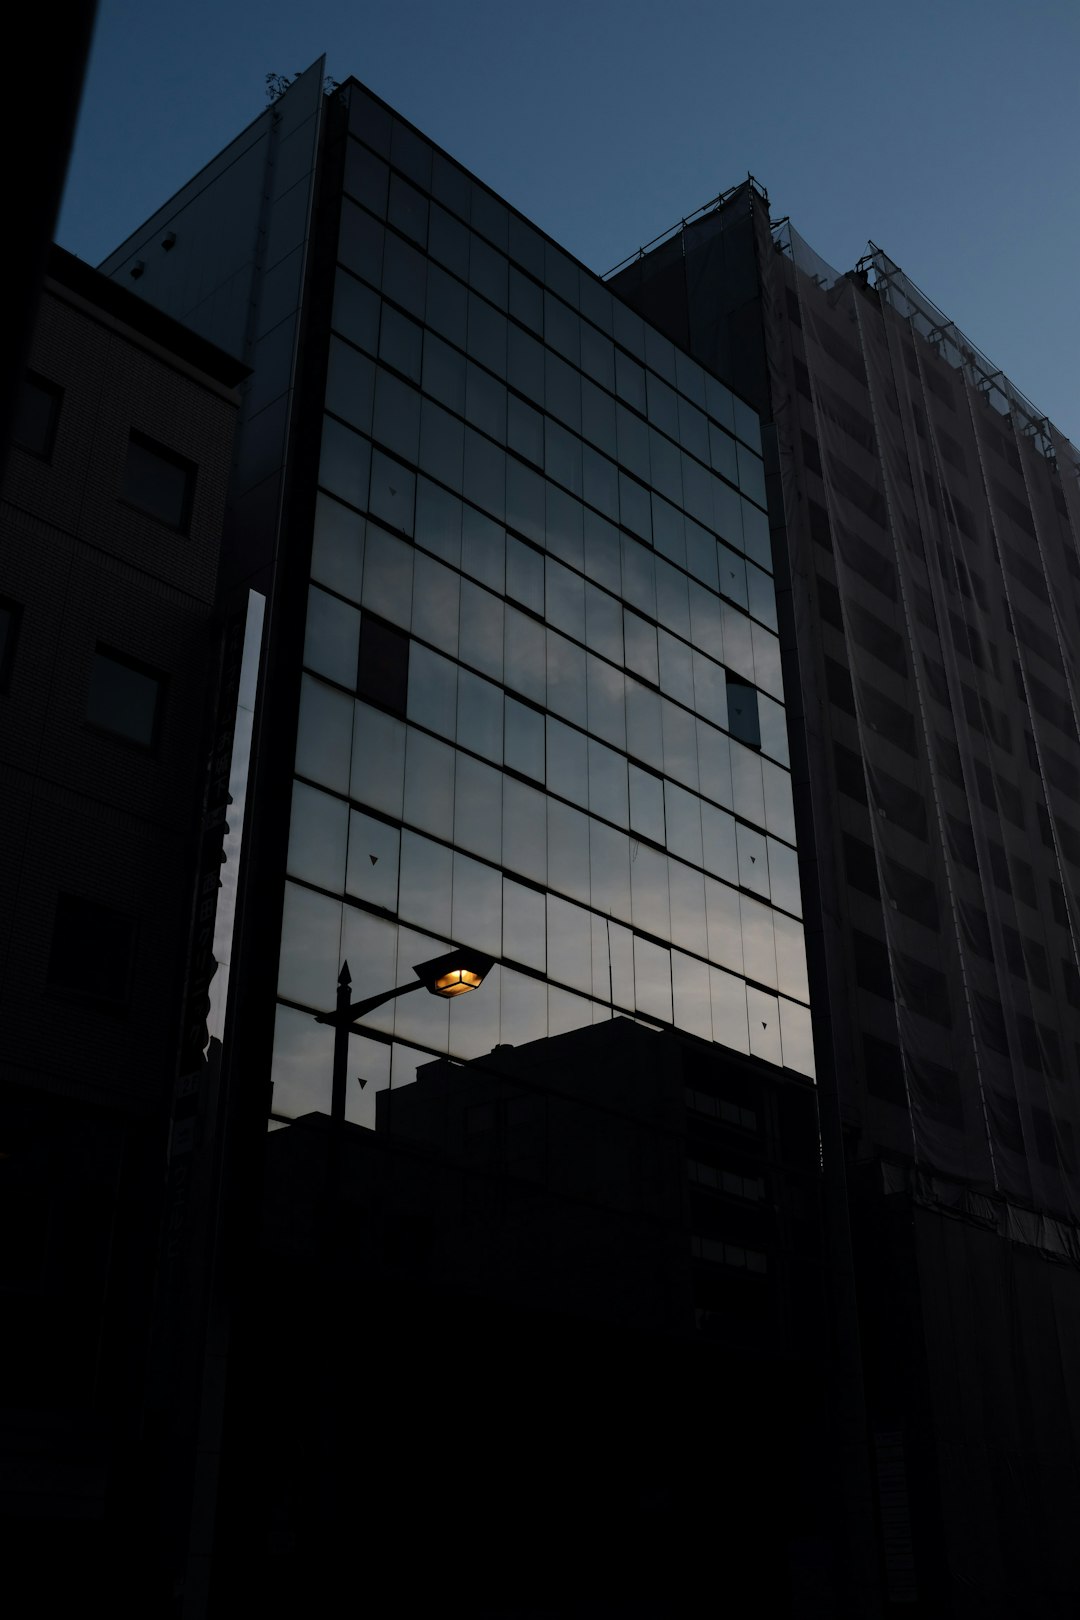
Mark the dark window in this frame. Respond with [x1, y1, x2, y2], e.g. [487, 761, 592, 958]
[912, 584, 936, 631]
[834, 521, 896, 598]
[833, 741, 867, 803]
[12, 372, 62, 459]
[1055, 816, 1080, 868]
[852, 929, 892, 1000]
[988, 841, 1011, 895]
[1032, 1107, 1074, 1171]
[895, 953, 951, 1026]
[1001, 925, 1026, 980]
[816, 574, 843, 629]
[123, 432, 195, 530]
[923, 364, 954, 409]
[934, 732, 962, 785]
[863, 1034, 906, 1105]
[726, 676, 760, 749]
[357, 615, 409, 715]
[1023, 937, 1049, 992]
[826, 456, 887, 528]
[882, 857, 939, 931]
[1063, 960, 1080, 1009]
[825, 655, 856, 717]
[48, 895, 135, 1008]
[937, 428, 966, 471]
[861, 682, 917, 756]
[0, 597, 21, 692]
[807, 498, 832, 550]
[870, 766, 928, 840]
[947, 816, 977, 871]
[909, 1054, 964, 1129]
[86, 648, 164, 748]
[959, 900, 992, 959]
[847, 601, 906, 675]
[843, 834, 879, 898]
[1003, 541, 1048, 602]
[994, 773, 1025, 830]
[817, 379, 876, 455]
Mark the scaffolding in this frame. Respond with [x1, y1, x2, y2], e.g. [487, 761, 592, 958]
[603, 176, 770, 281]
[771, 217, 1079, 475]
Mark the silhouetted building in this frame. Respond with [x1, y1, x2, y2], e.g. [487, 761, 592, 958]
[612, 183, 1080, 1617]
[222, 1018, 831, 1615]
[0, 246, 244, 1600]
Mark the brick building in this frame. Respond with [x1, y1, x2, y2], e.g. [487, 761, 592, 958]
[0, 245, 244, 1595]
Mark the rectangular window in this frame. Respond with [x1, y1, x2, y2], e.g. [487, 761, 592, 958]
[12, 372, 62, 459]
[726, 676, 761, 750]
[48, 894, 135, 1008]
[0, 597, 21, 693]
[357, 615, 409, 716]
[86, 647, 164, 748]
[123, 431, 196, 531]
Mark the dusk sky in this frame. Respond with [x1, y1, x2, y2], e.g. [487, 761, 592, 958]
[58, 0, 1078, 442]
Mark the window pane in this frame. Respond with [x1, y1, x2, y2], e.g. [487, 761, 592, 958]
[345, 810, 400, 911]
[288, 781, 349, 893]
[634, 936, 672, 1023]
[403, 729, 455, 837]
[351, 704, 405, 815]
[123, 432, 194, 529]
[747, 985, 783, 1067]
[311, 494, 365, 603]
[304, 587, 360, 689]
[453, 852, 502, 955]
[547, 894, 592, 995]
[296, 674, 353, 795]
[505, 697, 545, 781]
[86, 650, 162, 747]
[357, 615, 409, 714]
[503, 879, 546, 972]
[14, 373, 61, 458]
[277, 881, 341, 1009]
[710, 966, 748, 1054]
[399, 831, 452, 938]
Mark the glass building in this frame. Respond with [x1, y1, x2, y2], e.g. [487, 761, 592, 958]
[272, 90, 813, 1121]
[103, 66, 813, 1133]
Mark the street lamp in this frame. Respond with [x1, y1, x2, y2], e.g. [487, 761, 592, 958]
[315, 949, 494, 1132]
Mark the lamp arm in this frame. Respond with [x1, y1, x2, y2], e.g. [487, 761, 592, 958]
[315, 977, 424, 1029]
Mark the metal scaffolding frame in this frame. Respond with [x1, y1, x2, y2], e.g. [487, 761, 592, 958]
[772, 215, 1078, 475]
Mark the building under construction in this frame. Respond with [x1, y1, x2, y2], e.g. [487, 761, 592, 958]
[613, 180, 1080, 1618]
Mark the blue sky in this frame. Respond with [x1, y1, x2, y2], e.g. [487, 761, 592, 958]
[59, 0, 1079, 442]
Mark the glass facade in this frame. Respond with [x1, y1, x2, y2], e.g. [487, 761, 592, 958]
[271, 89, 812, 1127]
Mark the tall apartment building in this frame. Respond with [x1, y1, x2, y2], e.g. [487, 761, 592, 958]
[0, 246, 244, 1599]
[613, 183, 1080, 1616]
[94, 65, 830, 1616]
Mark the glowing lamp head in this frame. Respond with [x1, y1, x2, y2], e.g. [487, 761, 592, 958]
[434, 968, 484, 996]
[414, 949, 494, 1000]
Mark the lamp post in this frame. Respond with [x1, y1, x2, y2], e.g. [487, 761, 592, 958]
[315, 948, 495, 1134]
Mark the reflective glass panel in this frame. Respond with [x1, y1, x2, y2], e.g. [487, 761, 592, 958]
[287, 781, 349, 894]
[345, 809, 400, 912]
[747, 985, 783, 1066]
